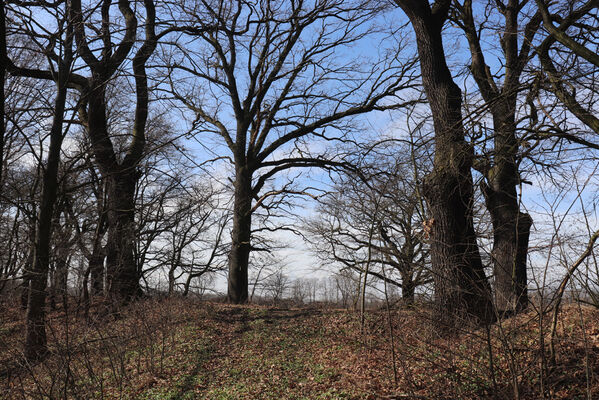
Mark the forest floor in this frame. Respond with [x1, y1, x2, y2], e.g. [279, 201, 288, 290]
[1, 298, 598, 399]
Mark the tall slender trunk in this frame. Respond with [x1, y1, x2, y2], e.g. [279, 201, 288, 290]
[227, 165, 252, 303]
[168, 266, 176, 295]
[398, 3, 494, 328]
[105, 170, 141, 302]
[0, 0, 6, 195]
[20, 242, 34, 309]
[25, 78, 68, 361]
[89, 194, 107, 296]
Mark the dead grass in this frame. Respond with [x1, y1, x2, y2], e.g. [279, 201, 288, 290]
[0, 298, 597, 399]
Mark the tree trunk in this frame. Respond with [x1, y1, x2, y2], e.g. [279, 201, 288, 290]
[483, 107, 533, 315]
[227, 165, 252, 303]
[182, 273, 193, 297]
[105, 170, 141, 302]
[25, 78, 68, 361]
[49, 247, 69, 309]
[399, 2, 494, 328]
[0, 0, 6, 196]
[483, 138, 532, 314]
[168, 264, 176, 295]
[459, 0, 538, 317]
[89, 203, 107, 296]
[55, 254, 69, 308]
[401, 274, 415, 305]
[82, 88, 142, 303]
[89, 250, 104, 296]
[20, 247, 34, 309]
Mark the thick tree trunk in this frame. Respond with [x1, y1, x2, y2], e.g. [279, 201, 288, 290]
[459, 0, 538, 316]
[482, 111, 532, 314]
[423, 171, 494, 326]
[485, 110, 532, 315]
[399, 3, 494, 328]
[83, 86, 142, 303]
[401, 274, 415, 305]
[89, 250, 104, 296]
[168, 265, 176, 295]
[25, 80, 68, 361]
[488, 208, 532, 314]
[105, 170, 141, 302]
[227, 166, 252, 303]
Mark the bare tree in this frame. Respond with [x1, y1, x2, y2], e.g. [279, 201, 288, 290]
[333, 269, 360, 309]
[168, 0, 419, 303]
[70, 0, 158, 302]
[392, 0, 494, 328]
[4, 0, 76, 360]
[306, 136, 431, 305]
[453, 0, 540, 314]
[291, 278, 309, 305]
[263, 269, 289, 304]
[535, 0, 599, 139]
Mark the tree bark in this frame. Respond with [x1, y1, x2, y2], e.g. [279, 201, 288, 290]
[395, 0, 494, 328]
[81, 87, 142, 303]
[401, 273, 415, 305]
[483, 176, 532, 313]
[89, 183, 108, 296]
[72, 0, 156, 305]
[0, 0, 6, 195]
[227, 165, 252, 303]
[458, 0, 538, 315]
[25, 74, 68, 361]
[105, 170, 141, 302]
[483, 108, 532, 315]
[89, 248, 105, 296]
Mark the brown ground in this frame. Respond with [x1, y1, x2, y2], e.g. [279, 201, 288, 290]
[0, 298, 597, 399]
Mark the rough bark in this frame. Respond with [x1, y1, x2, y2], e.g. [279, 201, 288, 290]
[458, 0, 538, 314]
[104, 170, 141, 301]
[400, 273, 415, 305]
[481, 109, 532, 313]
[227, 165, 252, 303]
[395, 0, 494, 327]
[72, 0, 156, 304]
[89, 246, 105, 296]
[483, 114, 532, 314]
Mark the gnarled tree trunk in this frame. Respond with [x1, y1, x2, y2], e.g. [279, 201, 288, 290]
[395, 0, 494, 328]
